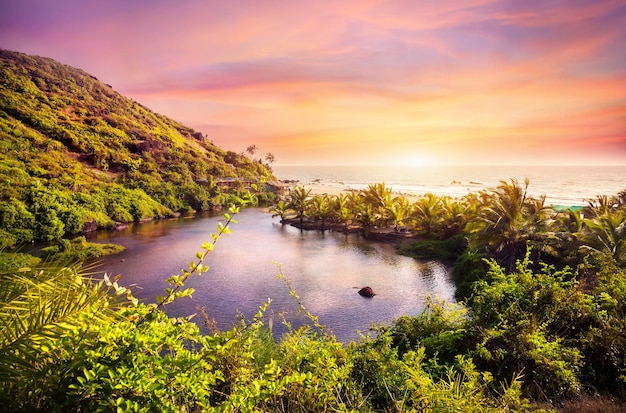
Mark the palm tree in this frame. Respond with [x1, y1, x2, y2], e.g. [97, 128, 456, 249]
[246, 144, 258, 157]
[268, 199, 292, 222]
[385, 196, 410, 232]
[0, 262, 133, 396]
[616, 190, 626, 208]
[287, 186, 311, 226]
[354, 203, 376, 235]
[331, 193, 353, 230]
[543, 207, 585, 263]
[439, 197, 472, 238]
[578, 210, 626, 266]
[467, 178, 551, 271]
[585, 194, 618, 218]
[556, 208, 584, 234]
[308, 194, 333, 230]
[361, 183, 392, 212]
[411, 193, 444, 237]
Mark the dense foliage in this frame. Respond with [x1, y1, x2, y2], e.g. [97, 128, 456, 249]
[2, 182, 626, 411]
[0, 49, 276, 246]
[274, 180, 626, 286]
[269, 180, 626, 407]
[2, 48, 625, 411]
[0, 207, 546, 412]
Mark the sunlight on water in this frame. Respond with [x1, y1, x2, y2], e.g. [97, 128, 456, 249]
[94, 208, 456, 343]
[274, 164, 626, 206]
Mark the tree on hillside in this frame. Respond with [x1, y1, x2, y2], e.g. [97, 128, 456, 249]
[246, 145, 258, 157]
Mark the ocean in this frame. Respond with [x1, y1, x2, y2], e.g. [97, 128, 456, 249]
[273, 165, 626, 207]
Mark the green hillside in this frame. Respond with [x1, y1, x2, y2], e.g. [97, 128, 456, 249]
[0, 49, 275, 246]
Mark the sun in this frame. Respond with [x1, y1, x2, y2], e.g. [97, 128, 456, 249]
[401, 154, 435, 167]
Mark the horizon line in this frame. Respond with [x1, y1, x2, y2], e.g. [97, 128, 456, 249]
[273, 163, 626, 168]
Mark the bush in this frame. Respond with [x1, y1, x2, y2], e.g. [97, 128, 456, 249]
[399, 234, 467, 261]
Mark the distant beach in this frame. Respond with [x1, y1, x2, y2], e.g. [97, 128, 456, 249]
[274, 165, 626, 207]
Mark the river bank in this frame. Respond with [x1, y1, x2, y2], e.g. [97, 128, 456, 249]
[92, 208, 456, 343]
[279, 216, 422, 247]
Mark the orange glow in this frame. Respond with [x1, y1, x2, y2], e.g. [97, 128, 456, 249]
[1, 0, 624, 165]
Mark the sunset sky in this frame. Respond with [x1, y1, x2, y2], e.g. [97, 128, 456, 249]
[1, 0, 625, 166]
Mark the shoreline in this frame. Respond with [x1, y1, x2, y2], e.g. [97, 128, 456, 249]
[286, 182, 586, 207]
[274, 164, 626, 207]
[301, 183, 422, 203]
[280, 216, 423, 248]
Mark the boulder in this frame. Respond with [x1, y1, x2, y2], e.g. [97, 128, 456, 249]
[358, 286, 376, 298]
[80, 219, 98, 234]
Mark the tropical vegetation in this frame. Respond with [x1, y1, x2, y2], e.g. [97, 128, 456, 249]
[0, 49, 276, 249]
[1, 49, 625, 411]
[2, 181, 625, 411]
[268, 180, 626, 408]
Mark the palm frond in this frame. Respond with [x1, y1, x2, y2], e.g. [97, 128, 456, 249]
[0, 262, 133, 383]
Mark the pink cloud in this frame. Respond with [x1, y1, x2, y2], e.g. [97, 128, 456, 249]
[1, 0, 624, 165]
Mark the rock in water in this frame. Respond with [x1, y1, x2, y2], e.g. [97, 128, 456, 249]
[358, 286, 376, 298]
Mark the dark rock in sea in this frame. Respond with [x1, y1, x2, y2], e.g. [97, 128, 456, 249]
[358, 286, 376, 298]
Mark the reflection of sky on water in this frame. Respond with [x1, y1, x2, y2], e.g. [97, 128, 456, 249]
[93, 208, 456, 343]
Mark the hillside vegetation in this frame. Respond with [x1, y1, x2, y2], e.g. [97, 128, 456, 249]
[0, 49, 275, 246]
[1, 50, 625, 412]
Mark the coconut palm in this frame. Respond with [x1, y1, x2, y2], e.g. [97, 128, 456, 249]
[440, 197, 473, 238]
[361, 183, 394, 226]
[556, 207, 584, 234]
[585, 192, 626, 216]
[331, 193, 353, 229]
[308, 194, 333, 230]
[385, 196, 410, 232]
[268, 199, 292, 222]
[0, 262, 133, 392]
[467, 178, 551, 270]
[411, 193, 444, 237]
[541, 207, 585, 263]
[579, 210, 626, 266]
[287, 186, 311, 225]
[361, 183, 393, 211]
[246, 144, 258, 157]
[354, 203, 376, 235]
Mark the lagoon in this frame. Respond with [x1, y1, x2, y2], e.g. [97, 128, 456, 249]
[91, 208, 455, 343]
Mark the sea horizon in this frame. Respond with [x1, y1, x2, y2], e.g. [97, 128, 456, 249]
[273, 164, 626, 207]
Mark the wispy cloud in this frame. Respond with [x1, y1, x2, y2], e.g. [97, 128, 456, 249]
[1, 0, 624, 165]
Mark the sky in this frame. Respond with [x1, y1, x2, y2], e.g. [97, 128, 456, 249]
[1, 0, 626, 166]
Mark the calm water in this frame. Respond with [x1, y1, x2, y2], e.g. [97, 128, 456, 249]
[94, 164, 625, 342]
[274, 165, 626, 206]
[93, 208, 455, 343]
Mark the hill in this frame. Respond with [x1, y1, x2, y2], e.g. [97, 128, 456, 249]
[0, 49, 276, 245]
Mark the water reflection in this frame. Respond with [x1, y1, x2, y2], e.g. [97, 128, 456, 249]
[93, 208, 456, 342]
